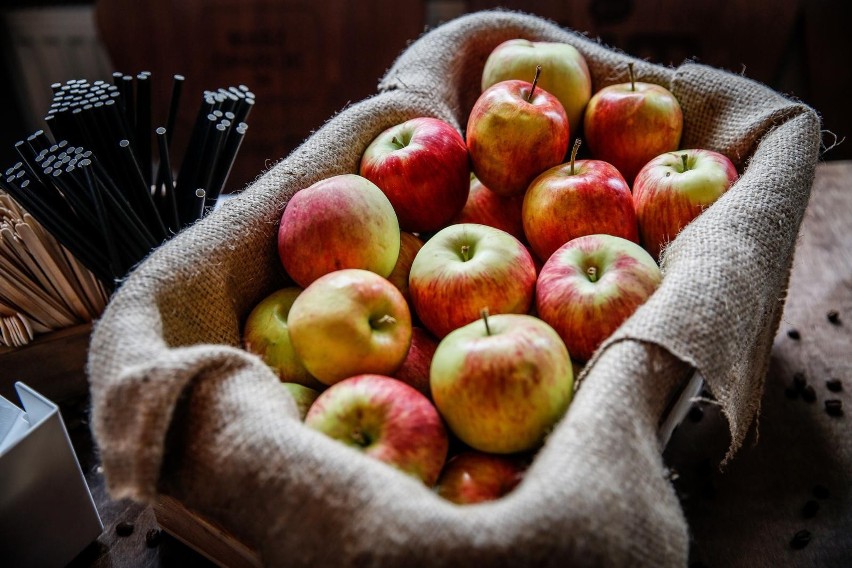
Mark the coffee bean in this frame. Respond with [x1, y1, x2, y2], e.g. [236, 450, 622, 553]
[790, 529, 812, 550]
[825, 399, 844, 417]
[802, 499, 820, 518]
[688, 405, 704, 423]
[813, 484, 830, 499]
[802, 385, 817, 403]
[827, 310, 841, 325]
[793, 372, 807, 391]
[115, 521, 134, 537]
[826, 379, 843, 392]
[145, 528, 162, 547]
[787, 328, 801, 340]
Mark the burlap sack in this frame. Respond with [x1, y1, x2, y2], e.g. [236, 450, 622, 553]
[87, 11, 821, 567]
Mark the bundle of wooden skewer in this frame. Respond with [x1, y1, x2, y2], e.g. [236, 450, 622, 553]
[0, 71, 253, 346]
[0, 191, 108, 347]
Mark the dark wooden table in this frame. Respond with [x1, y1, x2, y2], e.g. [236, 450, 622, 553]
[44, 160, 852, 566]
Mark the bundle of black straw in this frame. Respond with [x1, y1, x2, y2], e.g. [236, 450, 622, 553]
[0, 72, 252, 290]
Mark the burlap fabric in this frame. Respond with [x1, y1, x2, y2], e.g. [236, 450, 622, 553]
[87, 11, 821, 567]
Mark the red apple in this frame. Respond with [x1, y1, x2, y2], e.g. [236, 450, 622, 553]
[288, 269, 412, 385]
[481, 39, 592, 137]
[523, 139, 639, 262]
[466, 69, 570, 196]
[282, 382, 320, 421]
[409, 223, 537, 338]
[430, 312, 574, 454]
[452, 173, 526, 242]
[436, 451, 529, 505]
[633, 149, 739, 260]
[278, 174, 400, 288]
[359, 117, 470, 232]
[393, 326, 438, 398]
[242, 287, 323, 389]
[583, 63, 683, 184]
[536, 234, 662, 362]
[305, 374, 449, 486]
[386, 231, 424, 306]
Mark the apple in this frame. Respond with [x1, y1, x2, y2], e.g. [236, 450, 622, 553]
[305, 374, 449, 486]
[393, 326, 438, 398]
[436, 451, 529, 505]
[523, 139, 639, 262]
[633, 149, 739, 260]
[278, 174, 400, 288]
[583, 63, 683, 184]
[452, 173, 526, 242]
[466, 69, 570, 197]
[242, 287, 323, 389]
[282, 382, 320, 421]
[430, 311, 574, 454]
[409, 223, 537, 338]
[359, 117, 470, 232]
[287, 268, 412, 385]
[481, 39, 592, 137]
[386, 231, 424, 306]
[536, 234, 662, 362]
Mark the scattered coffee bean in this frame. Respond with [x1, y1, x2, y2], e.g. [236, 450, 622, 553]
[790, 529, 812, 550]
[827, 310, 841, 325]
[802, 499, 820, 519]
[145, 528, 162, 548]
[813, 484, 830, 499]
[688, 405, 704, 423]
[115, 521, 134, 537]
[826, 379, 843, 392]
[785, 387, 800, 400]
[793, 372, 807, 391]
[787, 328, 801, 340]
[825, 399, 844, 417]
[802, 385, 817, 403]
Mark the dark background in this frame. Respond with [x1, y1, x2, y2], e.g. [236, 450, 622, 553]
[1, 0, 850, 194]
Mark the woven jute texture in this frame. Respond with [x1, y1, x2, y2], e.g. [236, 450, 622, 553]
[87, 11, 821, 567]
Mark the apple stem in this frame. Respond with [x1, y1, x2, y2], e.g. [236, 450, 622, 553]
[681, 153, 689, 172]
[527, 65, 542, 102]
[480, 307, 492, 336]
[460, 244, 471, 262]
[586, 266, 599, 282]
[628, 62, 636, 92]
[570, 139, 581, 175]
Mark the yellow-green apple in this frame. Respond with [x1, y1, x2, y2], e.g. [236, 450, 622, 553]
[430, 312, 574, 454]
[282, 382, 320, 421]
[583, 63, 683, 184]
[386, 231, 424, 306]
[278, 174, 400, 287]
[436, 451, 529, 505]
[288, 269, 412, 385]
[633, 149, 739, 260]
[305, 374, 448, 486]
[242, 287, 323, 389]
[393, 326, 438, 398]
[481, 39, 592, 136]
[466, 70, 570, 197]
[523, 139, 639, 262]
[409, 223, 537, 338]
[359, 117, 470, 232]
[536, 234, 662, 362]
[452, 173, 526, 242]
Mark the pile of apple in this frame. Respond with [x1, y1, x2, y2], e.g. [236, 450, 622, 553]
[242, 39, 739, 504]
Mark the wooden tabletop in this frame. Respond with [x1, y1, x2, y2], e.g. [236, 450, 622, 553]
[52, 160, 852, 566]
